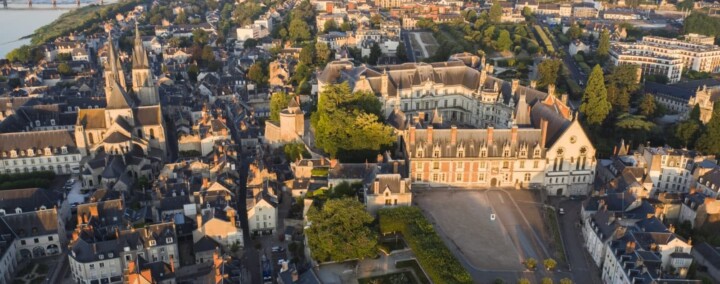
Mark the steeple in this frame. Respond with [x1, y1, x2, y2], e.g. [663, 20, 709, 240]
[104, 32, 127, 91]
[132, 22, 150, 69]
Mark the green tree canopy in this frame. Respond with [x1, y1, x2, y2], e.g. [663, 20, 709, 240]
[537, 59, 562, 89]
[323, 19, 339, 33]
[283, 141, 309, 162]
[175, 11, 188, 24]
[58, 63, 72, 76]
[315, 42, 332, 67]
[597, 30, 610, 60]
[695, 104, 720, 155]
[247, 62, 268, 86]
[306, 198, 377, 262]
[580, 65, 612, 125]
[496, 30, 513, 51]
[639, 94, 656, 117]
[311, 83, 394, 158]
[674, 119, 701, 148]
[606, 65, 639, 112]
[566, 23, 582, 40]
[270, 92, 291, 122]
[368, 42, 382, 65]
[289, 18, 312, 42]
[489, 3, 503, 23]
[615, 114, 655, 131]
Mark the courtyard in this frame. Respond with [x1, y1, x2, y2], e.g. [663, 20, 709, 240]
[414, 189, 555, 273]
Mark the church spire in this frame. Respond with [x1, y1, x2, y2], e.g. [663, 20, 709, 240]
[104, 31, 127, 94]
[132, 22, 150, 69]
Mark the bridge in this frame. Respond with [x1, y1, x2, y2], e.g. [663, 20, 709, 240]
[2, 0, 104, 9]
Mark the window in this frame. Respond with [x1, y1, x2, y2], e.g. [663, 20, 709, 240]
[20, 240, 26, 245]
[416, 162, 424, 170]
[534, 161, 539, 168]
[433, 149, 440, 158]
[415, 173, 422, 181]
[503, 149, 510, 157]
[385, 199, 392, 205]
[480, 150, 487, 157]
[458, 149, 465, 158]
[48, 236, 54, 241]
[479, 161, 486, 168]
[456, 162, 463, 169]
[89, 264, 95, 270]
[478, 173, 485, 181]
[416, 150, 424, 158]
[433, 162, 440, 170]
[150, 129, 156, 139]
[519, 161, 525, 169]
[456, 173, 462, 182]
[99, 263, 105, 268]
[33, 238, 39, 244]
[520, 150, 526, 157]
[534, 149, 541, 157]
[524, 173, 531, 182]
[502, 161, 509, 169]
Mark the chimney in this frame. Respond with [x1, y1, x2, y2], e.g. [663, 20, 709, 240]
[202, 177, 209, 188]
[540, 119, 548, 149]
[427, 125, 433, 143]
[170, 255, 175, 272]
[626, 241, 636, 254]
[115, 227, 119, 239]
[450, 125, 457, 145]
[560, 94, 568, 105]
[196, 213, 203, 230]
[330, 159, 338, 168]
[409, 126, 416, 145]
[530, 80, 537, 89]
[226, 208, 236, 226]
[479, 69, 487, 87]
[393, 161, 399, 174]
[511, 79, 519, 94]
[511, 125, 518, 146]
[71, 230, 79, 241]
[548, 84, 556, 97]
[374, 179, 380, 195]
[376, 154, 384, 163]
[487, 126, 494, 146]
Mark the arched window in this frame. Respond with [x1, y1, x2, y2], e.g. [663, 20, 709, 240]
[137, 129, 143, 138]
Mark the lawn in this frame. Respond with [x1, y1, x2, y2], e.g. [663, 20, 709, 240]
[358, 271, 416, 284]
[545, 208, 566, 263]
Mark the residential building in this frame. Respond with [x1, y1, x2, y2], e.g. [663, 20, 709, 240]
[0, 130, 82, 175]
[572, 3, 599, 18]
[0, 221, 17, 284]
[569, 40, 589, 56]
[610, 44, 683, 83]
[696, 168, 720, 198]
[644, 79, 720, 120]
[684, 33, 715, 45]
[640, 145, 711, 195]
[246, 187, 278, 235]
[365, 172, 412, 215]
[3, 209, 63, 260]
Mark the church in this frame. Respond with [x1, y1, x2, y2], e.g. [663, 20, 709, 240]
[75, 26, 167, 188]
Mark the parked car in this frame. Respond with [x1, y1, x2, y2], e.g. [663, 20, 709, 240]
[559, 208, 565, 215]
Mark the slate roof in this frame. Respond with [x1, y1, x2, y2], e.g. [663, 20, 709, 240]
[77, 108, 107, 128]
[693, 242, 720, 268]
[135, 106, 162, 126]
[0, 188, 56, 213]
[2, 209, 59, 237]
[0, 130, 77, 153]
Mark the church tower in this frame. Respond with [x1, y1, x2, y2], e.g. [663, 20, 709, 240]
[131, 23, 159, 106]
[103, 32, 135, 125]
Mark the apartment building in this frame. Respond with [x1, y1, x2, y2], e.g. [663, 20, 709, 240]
[0, 130, 82, 175]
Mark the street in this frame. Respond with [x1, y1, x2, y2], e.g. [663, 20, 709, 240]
[556, 198, 602, 284]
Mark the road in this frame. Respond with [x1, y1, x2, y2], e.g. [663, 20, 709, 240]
[535, 19, 585, 109]
[556, 198, 602, 284]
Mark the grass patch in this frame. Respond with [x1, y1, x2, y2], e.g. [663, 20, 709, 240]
[358, 271, 416, 284]
[545, 207, 566, 263]
[396, 259, 432, 284]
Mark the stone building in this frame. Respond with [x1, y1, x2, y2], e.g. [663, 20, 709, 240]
[264, 97, 305, 148]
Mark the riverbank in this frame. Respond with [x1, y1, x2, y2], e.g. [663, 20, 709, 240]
[0, 8, 67, 56]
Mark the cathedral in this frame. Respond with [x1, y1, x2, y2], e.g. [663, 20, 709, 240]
[75, 26, 167, 188]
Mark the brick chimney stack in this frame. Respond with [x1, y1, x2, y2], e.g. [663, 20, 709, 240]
[450, 125, 457, 145]
[540, 119, 548, 149]
[427, 125, 433, 143]
[409, 126, 416, 145]
[487, 126, 494, 146]
[511, 125, 518, 146]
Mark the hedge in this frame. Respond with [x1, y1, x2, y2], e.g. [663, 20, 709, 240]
[311, 167, 329, 177]
[379, 207, 472, 284]
[0, 171, 55, 183]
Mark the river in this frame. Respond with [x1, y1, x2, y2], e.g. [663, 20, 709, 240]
[0, 7, 68, 57]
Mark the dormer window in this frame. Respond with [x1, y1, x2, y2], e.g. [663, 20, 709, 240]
[61, 147, 68, 154]
[520, 150, 527, 157]
[458, 149, 465, 158]
[99, 254, 104, 260]
[50, 119, 56, 126]
[108, 252, 113, 258]
[35, 120, 40, 127]
[503, 149, 510, 157]
[416, 149, 424, 158]
[166, 237, 174, 244]
[480, 149, 487, 158]
[10, 150, 16, 158]
[0, 209, 5, 216]
[15, 208, 22, 214]
[27, 149, 34, 156]
[433, 149, 440, 158]
[534, 149, 541, 158]
[149, 240, 156, 246]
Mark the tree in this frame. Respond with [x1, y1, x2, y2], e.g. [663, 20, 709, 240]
[247, 62, 267, 86]
[289, 18, 311, 42]
[329, 181, 357, 198]
[606, 65, 639, 112]
[560, 278, 573, 284]
[580, 65, 612, 125]
[543, 258, 557, 271]
[311, 83, 395, 158]
[522, 6, 533, 18]
[369, 42, 382, 65]
[496, 30, 513, 52]
[537, 59, 562, 89]
[306, 198, 377, 262]
[517, 278, 531, 284]
[597, 30, 610, 60]
[489, 3, 503, 23]
[192, 29, 209, 46]
[187, 64, 199, 83]
[340, 22, 353, 32]
[6, 45, 33, 63]
[283, 141, 309, 161]
[396, 42, 408, 62]
[270, 92, 291, 122]
[695, 105, 720, 155]
[243, 38, 258, 49]
[175, 11, 188, 25]
[201, 45, 215, 63]
[58, 63, 72, 76]
[524, 258, 537, 270]
[639, 94, 656, 117]
[566, 23, 582, 40]
[299, 43, 316, 66]
[315, 42, 332, 67]
[674, 120, 701, 148]
[541, 278, 554, 284]
[323, 19, 338, 33]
